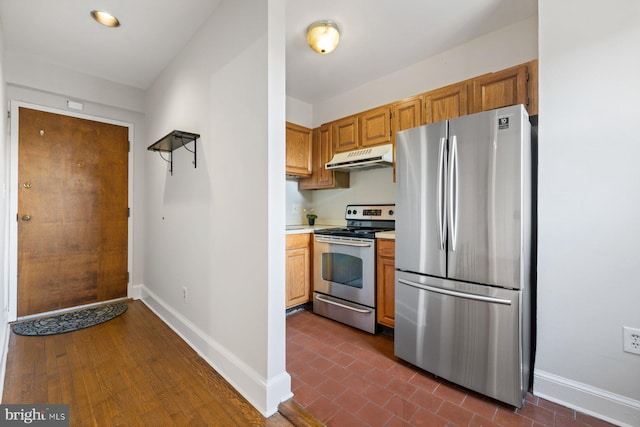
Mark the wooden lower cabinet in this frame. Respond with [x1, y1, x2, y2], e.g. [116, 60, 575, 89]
[285, 233, 312, 308]
[376, 239, 395, 328]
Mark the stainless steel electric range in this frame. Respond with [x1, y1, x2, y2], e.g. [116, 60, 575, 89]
[312, 204, 395, 333]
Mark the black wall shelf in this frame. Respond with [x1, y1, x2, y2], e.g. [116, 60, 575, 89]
[147, 130, 200, 175]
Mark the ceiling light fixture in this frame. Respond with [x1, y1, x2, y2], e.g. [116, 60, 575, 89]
[90, 10, 120, 28]
[306, 20, 340, 54]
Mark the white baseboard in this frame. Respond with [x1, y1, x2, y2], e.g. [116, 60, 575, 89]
[131, 284, 291, 417]
[534, 369, 640, 427]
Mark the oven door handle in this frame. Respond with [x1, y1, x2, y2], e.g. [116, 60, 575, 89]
[314, 238, 372, 247]
[314, 295, 372, 313]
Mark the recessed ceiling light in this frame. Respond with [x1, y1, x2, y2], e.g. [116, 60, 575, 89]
[90, 10, 120, 28]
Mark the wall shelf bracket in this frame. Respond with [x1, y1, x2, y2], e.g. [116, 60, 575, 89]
[147, 130, 200, 176]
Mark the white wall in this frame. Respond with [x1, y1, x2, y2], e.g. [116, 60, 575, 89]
[536, 1, 640, 425]
[4, 51, 145, 115]
[142, 0, 289, 416]
[286, 95, 313, 128]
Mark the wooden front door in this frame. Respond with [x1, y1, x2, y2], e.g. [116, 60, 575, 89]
[17, 107, 129, 317]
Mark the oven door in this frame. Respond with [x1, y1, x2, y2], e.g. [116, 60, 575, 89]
[313, 235, 375, 307]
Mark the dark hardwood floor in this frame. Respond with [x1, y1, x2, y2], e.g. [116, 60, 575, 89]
[2, 300, 315, 426]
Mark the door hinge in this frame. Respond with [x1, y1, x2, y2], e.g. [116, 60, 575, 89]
[127, 272, 130, 283]
[526, 72, 530, 82]
[527, 97, 530, 106]
[127, 207, 130, 217]
[7, 110, 10, 119]
[128, 141, 131, 152]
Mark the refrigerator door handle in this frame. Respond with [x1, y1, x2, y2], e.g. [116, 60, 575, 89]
[397, 279, 512, 305]
[448, 135, 459, 251]
[437, 137, 447, 251]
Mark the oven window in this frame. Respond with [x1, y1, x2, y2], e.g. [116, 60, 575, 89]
[321, 253, 363, 288]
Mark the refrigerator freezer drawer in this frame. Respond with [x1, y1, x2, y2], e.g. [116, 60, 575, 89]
[394, 271, 528, 407]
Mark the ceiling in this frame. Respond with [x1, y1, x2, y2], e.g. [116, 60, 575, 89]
[0, 0, 537, 106]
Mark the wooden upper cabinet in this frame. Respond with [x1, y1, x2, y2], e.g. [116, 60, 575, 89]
[423, 82, 469, 124]
[299, 125, 349, 190]
[391, 97, 422, 143]
[285, 122, 312, 176]
[333, 115, 359, 153]
[471, 64, 528, 114]
[360, 106, 392, 148]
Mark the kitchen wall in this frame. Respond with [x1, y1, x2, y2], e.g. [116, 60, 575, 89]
[310, 168, 395, 224]
[142, 0, 289, 416]
[536, 1, 640, 425]
[285, 167, 394, 226]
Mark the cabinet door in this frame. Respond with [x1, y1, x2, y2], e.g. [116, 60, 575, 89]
[285, 122, 312, 176]
[360, 106, 391, 148]
[299, 125, 350, 190]
[471, 64, 528, 113]
[376, 239, 396, 328]
[333, 116, 359, 153]
[286, 234, 311, 308]
[391, 97, 423, 182]
[423, 82, 469, 124]
[392, 97, 422, 142]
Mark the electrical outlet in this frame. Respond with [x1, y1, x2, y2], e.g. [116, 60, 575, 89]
[182, 287, 188, 303]
[292, 204, 300, 214]
[623, 326, 640, 355]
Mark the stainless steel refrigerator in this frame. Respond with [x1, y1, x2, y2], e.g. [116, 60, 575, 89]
[394, 104, 533, 407]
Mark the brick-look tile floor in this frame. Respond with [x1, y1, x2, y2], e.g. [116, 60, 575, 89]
[286, 310, 617, 427]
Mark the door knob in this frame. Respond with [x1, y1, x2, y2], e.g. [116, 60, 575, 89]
[21, 215, 32, 221]
[23, 182, 32, 189]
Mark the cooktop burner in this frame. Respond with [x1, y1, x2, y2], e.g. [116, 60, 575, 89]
[314, 204, 395, 239]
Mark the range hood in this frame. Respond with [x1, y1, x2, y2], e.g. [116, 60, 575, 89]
[325, 144, 393, 171]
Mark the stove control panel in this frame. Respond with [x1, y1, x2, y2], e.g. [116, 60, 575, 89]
[345, 204, 395, 221]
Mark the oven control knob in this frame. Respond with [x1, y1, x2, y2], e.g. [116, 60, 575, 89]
[352, 209, 358, 215]
[347, 209, 352, 215]
[389, 209, 394, 216]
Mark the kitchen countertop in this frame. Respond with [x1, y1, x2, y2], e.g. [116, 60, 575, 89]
[285, 225, 341, 235]
[286, 225, 395, 240]
[375, 231, 395, 240]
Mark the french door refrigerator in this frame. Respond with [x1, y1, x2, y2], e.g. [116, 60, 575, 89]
[394, 104, 533, 408]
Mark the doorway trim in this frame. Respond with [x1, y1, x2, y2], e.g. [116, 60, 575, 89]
[8, 101, 134, 322]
